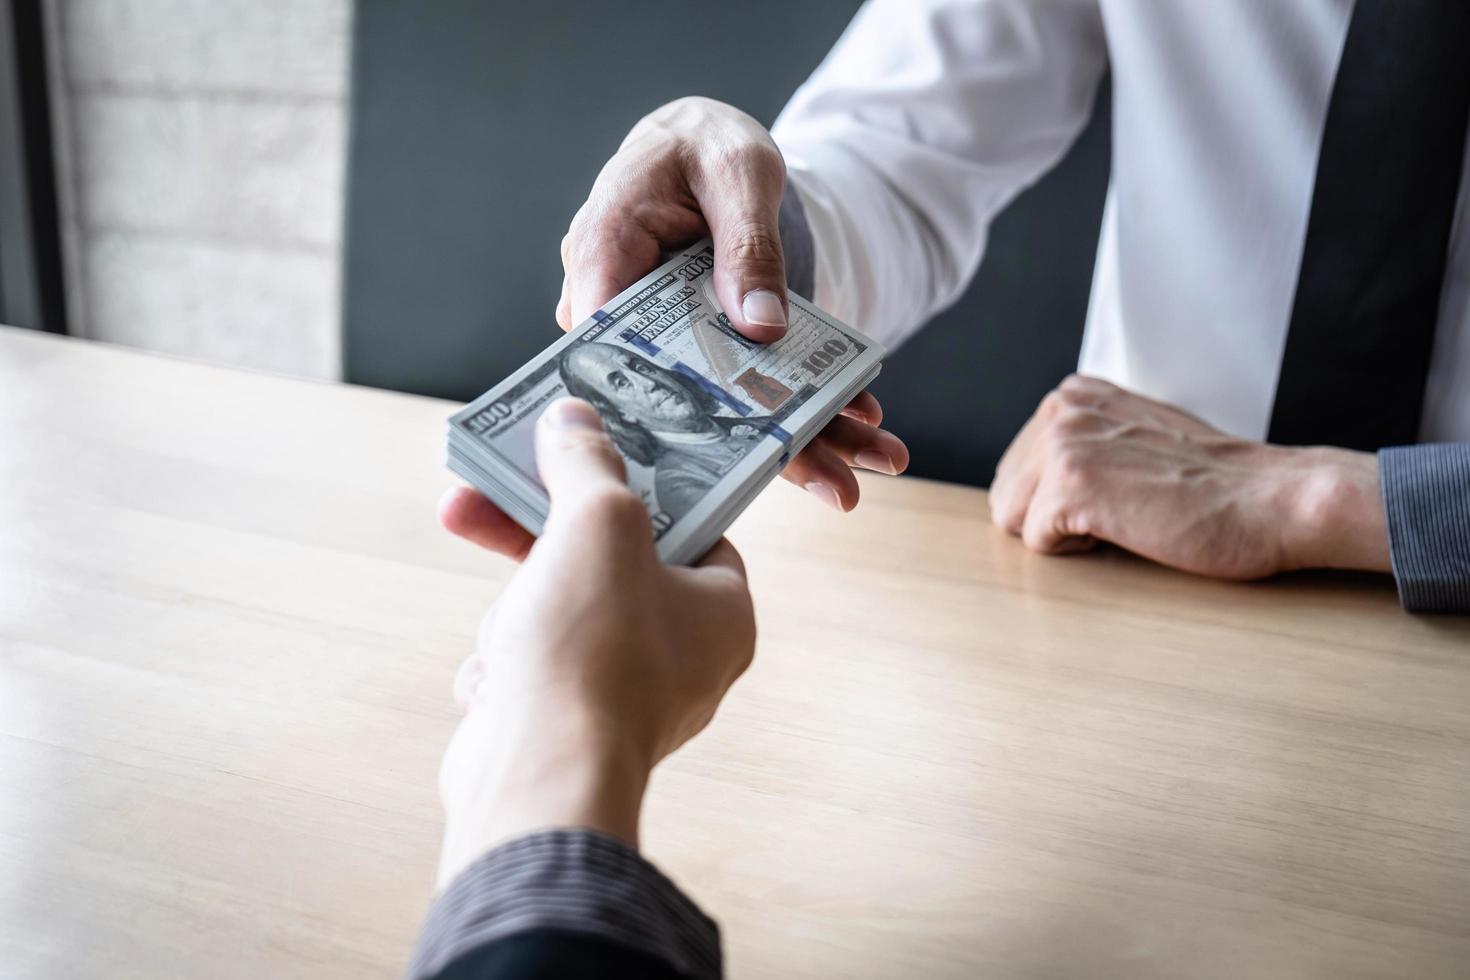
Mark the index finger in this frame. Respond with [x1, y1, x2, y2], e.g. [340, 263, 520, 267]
[561, 222, 664, 328]
[438, 486, 536, 561]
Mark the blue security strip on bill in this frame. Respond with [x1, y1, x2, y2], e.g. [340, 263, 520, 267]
[446, 240, 885, 565]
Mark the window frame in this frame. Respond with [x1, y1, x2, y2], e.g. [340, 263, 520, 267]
[0, 0, 67, 334]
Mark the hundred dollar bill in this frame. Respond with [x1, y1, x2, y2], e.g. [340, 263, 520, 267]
[448, 240, 884, 564]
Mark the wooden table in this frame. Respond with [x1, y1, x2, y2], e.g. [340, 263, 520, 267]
[2, 326, 1468, 979]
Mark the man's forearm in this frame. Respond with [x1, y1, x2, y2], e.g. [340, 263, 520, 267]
[423, 703, 720, 980]
[1280, 446, 1391, 574]
[437, 702, 649, 888]
[1286, 442, 1470, 612]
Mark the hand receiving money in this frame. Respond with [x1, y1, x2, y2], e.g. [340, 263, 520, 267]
[436, 398, 756, 886]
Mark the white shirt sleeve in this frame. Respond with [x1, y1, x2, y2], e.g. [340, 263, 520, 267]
[771, 0, 1108, 347]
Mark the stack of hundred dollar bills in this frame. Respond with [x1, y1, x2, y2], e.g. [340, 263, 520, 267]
[446, 240, 885, 565]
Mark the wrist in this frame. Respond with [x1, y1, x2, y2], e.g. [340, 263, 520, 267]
[1277, 446, 1391, 573]
[437, 700, 651, 888]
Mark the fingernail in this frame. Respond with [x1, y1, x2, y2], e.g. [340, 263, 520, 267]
[854, 450, 896, 475]
[542, 398, 604, 430]
[742, 289, 787, 328]
[805, 481, 842, 511]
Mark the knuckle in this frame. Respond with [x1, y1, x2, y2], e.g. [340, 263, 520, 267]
[1060, 373, 1114, 398]
[1051, 401, 1095, 436]
[1059, 373, 1091, 395]
[644, 97, 738, 153]
[986, 478, 1017, 530]
[1056, 384, 1089, 409]
[986, 489, 1005, 522]
[562, 209, 602, 266]
[1040, 390, 1068, 416]
[1059, 373, 1119, 412]
[706, 138, 782, 186]
[741, 139, 785, 181]
[673, 94, 720, 115]
[568, 429, 627, 469]
[993, 501, 1023, 536]
[1029, 517, 1071, 553]
[1021, 514, 1052, 551]
[1051, 445, 1093, 487]
[1001, 506, 1026, 534]
[723, 221, 784, 270]
[660, 94, 714, 118]
[580, 488, 648, 534]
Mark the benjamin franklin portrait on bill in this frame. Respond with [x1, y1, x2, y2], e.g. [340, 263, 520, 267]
[558, 344, 774, 521]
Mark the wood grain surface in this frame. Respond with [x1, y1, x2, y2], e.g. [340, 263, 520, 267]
[2, 327, 1467, 979]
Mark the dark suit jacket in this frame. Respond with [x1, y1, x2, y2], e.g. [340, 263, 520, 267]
[409, 830, 721, 980]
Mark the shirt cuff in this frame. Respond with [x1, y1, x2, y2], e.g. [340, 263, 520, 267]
[1378, 444, 1470, 613]
[779, 177, 816, 300]
[407, 828, 721, 980]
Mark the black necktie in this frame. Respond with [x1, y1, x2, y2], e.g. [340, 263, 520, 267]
[1268, 0, 1470, 451]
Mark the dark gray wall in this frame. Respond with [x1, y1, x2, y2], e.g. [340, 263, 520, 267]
[344, 1, 1109, 486]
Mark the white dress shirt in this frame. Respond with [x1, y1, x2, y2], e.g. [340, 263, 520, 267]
[770, 0, 1470, 443]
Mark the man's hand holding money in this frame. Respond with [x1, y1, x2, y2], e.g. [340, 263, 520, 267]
[554, 96, 908, 512]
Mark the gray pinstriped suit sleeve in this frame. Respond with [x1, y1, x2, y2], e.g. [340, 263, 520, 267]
[408, 829, 720, 980]
[1380, 444, 1470, 613]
